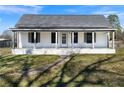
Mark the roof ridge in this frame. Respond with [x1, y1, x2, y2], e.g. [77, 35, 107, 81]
[22, 14, 105, 16]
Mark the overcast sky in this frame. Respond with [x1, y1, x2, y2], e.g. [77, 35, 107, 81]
[0, 5, 124, 34]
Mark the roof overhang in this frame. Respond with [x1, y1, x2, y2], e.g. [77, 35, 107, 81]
[10, 28, 116, 32]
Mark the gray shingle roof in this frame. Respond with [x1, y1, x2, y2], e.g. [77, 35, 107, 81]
[15, 14, 112, 29]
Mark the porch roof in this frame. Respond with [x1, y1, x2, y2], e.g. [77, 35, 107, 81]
[10, 28, 116, 32]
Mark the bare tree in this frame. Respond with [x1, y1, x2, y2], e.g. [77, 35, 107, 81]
[0, 30, 12, 40]
[107, 15, 122, 40]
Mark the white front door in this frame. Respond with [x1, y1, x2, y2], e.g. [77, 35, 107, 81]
[61, 33, 67, 47]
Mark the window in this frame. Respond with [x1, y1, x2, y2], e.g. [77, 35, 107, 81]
[74, 32, 78, 43]
[28, 32, 34, 43]
[28, 32, 40, 43]
[62, 34, 66, 44]
[84, 32, 96, 43]
[51, 32, 56, 43]
[87, 33, 92, 43]
[36, 32, 40, 43]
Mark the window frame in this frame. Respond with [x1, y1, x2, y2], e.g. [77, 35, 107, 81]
[28, 32, 40, 43]
[87, 33, 92, 43]
[74, 32, 78, 43]
[84, 32, 96, 44]
[36, 32, 40, 43]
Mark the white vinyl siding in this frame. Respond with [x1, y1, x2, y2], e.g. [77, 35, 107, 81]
[19, 31, 108, 48]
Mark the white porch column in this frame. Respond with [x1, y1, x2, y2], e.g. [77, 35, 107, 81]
[107, 32, 110, 48]
[112, 31, 115, 49]
[92, 32, 95, 49]
[56, 32, 58, 48]
[34, 32, 36, 49]
[72, 32, 74, 48]
[18, 32, 22, 48]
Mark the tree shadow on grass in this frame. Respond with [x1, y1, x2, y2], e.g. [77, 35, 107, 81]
[0, 54, 124, 87]
[0, 55, 28, 70]
[0, 55, 30, 87]
[39, 54, 124, 87]
[0, 54, 63, 87]
[12, 57, 30, 87]
[27, 56, 69, 87]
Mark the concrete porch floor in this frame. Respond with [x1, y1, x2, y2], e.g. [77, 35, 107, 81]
[12, 48, 116, 55]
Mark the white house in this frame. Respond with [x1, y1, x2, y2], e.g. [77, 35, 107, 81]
[10, 14, 116, 55]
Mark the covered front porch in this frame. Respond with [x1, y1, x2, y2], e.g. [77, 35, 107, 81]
[11, 28, 116, 55]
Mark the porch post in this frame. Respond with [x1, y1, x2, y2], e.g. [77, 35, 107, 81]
[92, 32, 95, 49]
[18, 32, 22, 48]
[107, 32, 110, 48]
[56, 32, 58, 48]
[17, 32, 19, 48]
[12, 31, 15, 48]
[112, 31, 115, 49]
[72, 32, 74, 48]
[34, 32, 36, 49]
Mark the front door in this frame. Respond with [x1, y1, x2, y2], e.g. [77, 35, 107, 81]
[61, 33, 67, 47]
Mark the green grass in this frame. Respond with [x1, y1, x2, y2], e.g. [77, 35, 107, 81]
[0, 49, 60, 87]
[0, 55, 59, 74]
[0, 48, 124, 87]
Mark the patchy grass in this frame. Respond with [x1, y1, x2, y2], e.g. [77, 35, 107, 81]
[55, 48, 124, 87]
[0, 48, 124, 87]
[0, 55, 59, 74]
[0, 52, 60, 87]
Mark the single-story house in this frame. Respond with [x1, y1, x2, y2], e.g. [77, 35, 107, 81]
[10, 14, 116, 55]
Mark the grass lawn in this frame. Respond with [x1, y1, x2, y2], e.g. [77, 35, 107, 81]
[0, 48, 124, 87]
[0, 48, 60, 86]
[0, 48, 11, 55]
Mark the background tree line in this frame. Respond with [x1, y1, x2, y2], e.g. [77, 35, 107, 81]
[107, 14, 124, 41]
